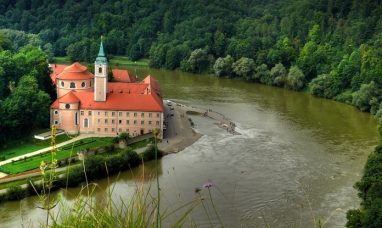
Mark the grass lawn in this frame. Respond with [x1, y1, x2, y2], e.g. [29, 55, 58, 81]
[109, 56, 149, 67]
[0, 137, 113, 175]
[53, 56, 71, 64]
[0, 134, 73, 161]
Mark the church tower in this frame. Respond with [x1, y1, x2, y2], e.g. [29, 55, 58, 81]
[94, 39, 108, 102]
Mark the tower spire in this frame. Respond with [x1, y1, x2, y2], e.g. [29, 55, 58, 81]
[95, 36, 107, 64]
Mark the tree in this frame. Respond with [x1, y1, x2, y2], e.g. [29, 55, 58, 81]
[255, 64, 271, 84]
[232, 57, 255, 80]
[0, 75, 50, 143]
[213, 55, 233, 77]
[352, 81, 381, 112]
[187, 49, 209, 73]
[309, 73, 341, 99]
[270, 63, 287, 87]
[0, 32, 12, 51]
[286, 66, 305, 90]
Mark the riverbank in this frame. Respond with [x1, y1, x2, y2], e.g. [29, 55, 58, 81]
[158, 100, 239, 153]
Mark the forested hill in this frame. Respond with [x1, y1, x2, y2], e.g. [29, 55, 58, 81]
[0, 0, 380, 63]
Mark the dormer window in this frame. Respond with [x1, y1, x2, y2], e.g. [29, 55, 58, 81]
[70, 82, 75, 88]
[65, 104, 70, 109]
[98, 67, 102, 74]
[61, 81, 64, 87]
[81, 82, 86, 88]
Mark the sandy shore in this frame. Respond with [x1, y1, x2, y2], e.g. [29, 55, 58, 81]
[158, 101, 202, 153]
[158, 100, 238, 154]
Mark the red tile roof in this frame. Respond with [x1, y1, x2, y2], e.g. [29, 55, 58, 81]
[108, 82, 149, 94]
[51, 91, 164, 112]
[112, 69, 137, 82]
[58, 91, 80, 103]
[49, 64, 68, 84]
[56, 62, 94, 81]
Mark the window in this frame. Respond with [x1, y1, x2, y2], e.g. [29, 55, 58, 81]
[156, 121, 159, 126]
[60, 81, 64, 87]
[141, 120, 144, 125]
[149, 113, 152, 117]
[98, 119, 100, 123]
[141, 113, 144, 117]
[90, 81, 92, 87]
[105, 119, 108, 124]
[97, 128, 100, 132]
[119, 120, 122, 124]
[157, 113, 160, 117]
[149, 121, 152, 125]
[70, 82, 75, 88]
[112, 128, 115, 132]
[98, 111, 100, 116]
[81, 82, 86, 88]
[126, 112, 130, 117]
[126, 129, 129, 132]
[54, 120, 59, 125]
[80, 111, 84, 116]
[65, 104, 70, 109]
[134, 113, 137, 117]
[88, 111, 92, 116]
[119, 112, 122, 116]
[112, 119, 115, 124]
[119, 128, 122, 132]
[75, 112, 79, 125]
[126, 120, 129, 124]
[105, 128, 108, 132]
[134, 120, 137, 125]
[84, 118, 89, 128]
[98, 67, 102, 74]
[54, 110, 58, 115]
[105, 112, 108, 116]
[112, 112, 115, 116]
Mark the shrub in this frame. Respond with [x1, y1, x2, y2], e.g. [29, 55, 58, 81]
[5, 185, 26, 201]
[142, 144, 162, 162]
[286, 65, 305, 90]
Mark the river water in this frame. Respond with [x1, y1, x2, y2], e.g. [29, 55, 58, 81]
[0, 68, 378, 227]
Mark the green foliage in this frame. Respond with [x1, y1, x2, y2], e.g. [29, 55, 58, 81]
[232, 57, 255, 81]
[0, 32, 12, 51]
[352, 81, 381, 112]
[270, 63, 287, 87]
[5, 185, 25, 201]
[142, 144, 162, 162]
[286, 65, 305, 90]
[309, 73, 341, 99]
[348, 144, 382, 227]
[213, 55, 234, 77]
[186, 49, 209, 73]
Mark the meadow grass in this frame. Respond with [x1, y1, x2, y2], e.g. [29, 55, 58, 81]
[0, 134, 72, 161]
[0, 137, 113, 174]
[52, 55, 149, 67]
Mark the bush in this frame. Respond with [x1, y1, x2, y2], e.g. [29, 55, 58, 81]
[286, 65, 305, 90]
[352, 81, 381, 112]
[5, 185, 26, 201]
[142, 144, 162, 162]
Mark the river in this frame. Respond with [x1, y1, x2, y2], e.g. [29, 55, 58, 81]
[0, 67, 378, 227]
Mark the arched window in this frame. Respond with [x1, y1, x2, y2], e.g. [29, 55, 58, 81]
[70, 82, 76, 88]
[84, 118, 89, 128]
[81, 82, 86, 88]
[60, 81, 64, 87]
[98, 67, 102, 74]
[65, 104, 70, 109]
